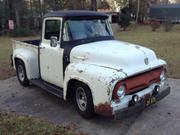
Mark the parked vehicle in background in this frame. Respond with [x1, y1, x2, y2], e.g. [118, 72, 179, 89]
[11, 10, 170, 119]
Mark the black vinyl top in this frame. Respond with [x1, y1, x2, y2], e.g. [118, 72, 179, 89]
[44, 10, 108, 19]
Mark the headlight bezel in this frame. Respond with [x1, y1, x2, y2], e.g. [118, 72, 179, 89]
[117, 85, 126, 98]
[113, 83, 126, 100]
[160, 68, 167, 82]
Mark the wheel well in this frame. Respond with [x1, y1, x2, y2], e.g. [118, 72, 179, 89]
[14, 58, 26, 74]
[66, 79, 78, 101]
[14, 58, 23, 67]
[66, 79, 92, 101]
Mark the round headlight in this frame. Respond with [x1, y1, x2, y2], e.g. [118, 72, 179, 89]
[117, 85, 125, 99]
[153, 85, 160, 96]
[132, 95, 139, 103]
[160, 70, 166, 81]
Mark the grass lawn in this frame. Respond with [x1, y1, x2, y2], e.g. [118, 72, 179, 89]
[116, 25, 180, 78]
[0, 111, 85, 135]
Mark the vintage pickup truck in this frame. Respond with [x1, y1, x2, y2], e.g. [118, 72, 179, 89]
[11, 10, 170, 119]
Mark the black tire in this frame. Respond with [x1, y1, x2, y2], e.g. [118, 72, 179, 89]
[16, 60, 29, 86]
[73, 82, 95, 119]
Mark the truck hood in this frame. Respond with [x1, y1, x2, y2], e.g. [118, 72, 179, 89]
[70, 40, 165, 76]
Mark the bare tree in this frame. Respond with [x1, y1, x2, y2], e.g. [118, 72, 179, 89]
[91, 0, 97, 11]
[135, 0, 140, 27]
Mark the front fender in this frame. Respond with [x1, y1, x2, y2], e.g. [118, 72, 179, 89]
[64, 63, 126, 106]
[13, 48, 39, 79]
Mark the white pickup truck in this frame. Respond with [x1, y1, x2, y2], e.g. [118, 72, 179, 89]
[11, 10, 170, 119]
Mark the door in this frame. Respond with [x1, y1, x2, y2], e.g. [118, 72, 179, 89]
[40, 18, 64, 87]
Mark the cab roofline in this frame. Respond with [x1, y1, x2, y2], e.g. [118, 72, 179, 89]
[44, 10, 109, 19]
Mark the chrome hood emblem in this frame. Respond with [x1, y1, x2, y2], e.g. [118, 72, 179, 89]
[144, 57, 149, 65]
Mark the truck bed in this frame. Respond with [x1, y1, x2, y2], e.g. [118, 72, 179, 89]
[22, 40, 40, 46]
[12, 39, 40, 55]
[12, 39, 40, 79]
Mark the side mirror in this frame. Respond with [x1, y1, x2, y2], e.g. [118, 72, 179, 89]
[50, 36, 58, 47]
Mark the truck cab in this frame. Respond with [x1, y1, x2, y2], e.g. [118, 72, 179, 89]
[12, 10, 170, 119]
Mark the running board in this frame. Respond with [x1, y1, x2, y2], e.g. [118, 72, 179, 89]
[30, 79, 63, 98]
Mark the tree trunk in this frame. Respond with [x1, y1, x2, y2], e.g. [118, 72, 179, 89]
[38, 0, 43, 18]
[7, 0, 20, 29]
[29, 0, 34, 28]
[14, 5, 20, 29]
[38, 0, 43, 29]
[54, 0, 59, 10]
[135, 0, 140, 28]
[91, 0, 97, 11]
[4, 0, 9, 30]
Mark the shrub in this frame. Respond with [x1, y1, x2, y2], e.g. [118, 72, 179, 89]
[163, 18, 173, 32]
[150, 19, 160, 32]
[118, 13, 131, 31]
[9, 27, 34, 37]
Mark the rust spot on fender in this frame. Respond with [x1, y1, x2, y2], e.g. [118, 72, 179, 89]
[94, 103, 113, 117]
[110, 78, 116, 84]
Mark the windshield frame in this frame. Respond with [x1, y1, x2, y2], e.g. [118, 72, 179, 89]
[60, 17, 114, 48]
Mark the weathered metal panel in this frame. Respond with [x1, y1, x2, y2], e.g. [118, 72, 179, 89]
[12, 40, 39, 79]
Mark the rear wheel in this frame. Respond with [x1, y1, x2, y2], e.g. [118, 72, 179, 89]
[73, 82, 95, 119]
[16, 60, 29, 86]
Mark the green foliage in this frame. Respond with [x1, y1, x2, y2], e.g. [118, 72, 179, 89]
[129, 0, 149, 23]
[150, 19, 160, 32]
[163, 18, 173, 32]
[113, 0, 129, 10]
[1, 0, 92, 32]
[9, 28, 34, 37]
[118, 13, 131, 31]
[98, 1, 110, 9]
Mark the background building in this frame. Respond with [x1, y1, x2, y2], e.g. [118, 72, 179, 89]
[149, 4, 180, 23]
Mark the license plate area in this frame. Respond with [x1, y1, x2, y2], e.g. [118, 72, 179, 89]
[146, 96, 157, 106]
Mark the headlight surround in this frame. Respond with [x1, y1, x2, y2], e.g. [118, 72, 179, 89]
[113, 83, 126, 100]
[160, 69, 166, 81]
[117, 85, 125, 98]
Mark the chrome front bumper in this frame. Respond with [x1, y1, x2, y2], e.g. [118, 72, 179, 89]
[111, 82, 171, 119]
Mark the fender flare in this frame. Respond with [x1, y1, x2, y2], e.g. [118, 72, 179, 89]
[13, 48, 39, 80]
[63, 63, 126, 106]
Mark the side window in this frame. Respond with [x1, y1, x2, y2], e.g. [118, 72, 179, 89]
[44, 20, 61, 40]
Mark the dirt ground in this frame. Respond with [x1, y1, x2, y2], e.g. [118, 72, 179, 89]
[0, 61, 15, 80]
[0, 77, 180, 135]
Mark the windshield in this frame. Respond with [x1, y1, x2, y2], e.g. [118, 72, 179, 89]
[63, 19, 113, 41]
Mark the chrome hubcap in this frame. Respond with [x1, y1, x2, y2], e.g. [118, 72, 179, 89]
[18, 65, 25, 82]
[76, 87, 87, 111]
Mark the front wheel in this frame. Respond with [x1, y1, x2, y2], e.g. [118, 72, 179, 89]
[74, 82, 95, 119]
[16, 60, 29, 86]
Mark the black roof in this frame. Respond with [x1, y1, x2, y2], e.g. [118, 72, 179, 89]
[44, 10, 108, 19]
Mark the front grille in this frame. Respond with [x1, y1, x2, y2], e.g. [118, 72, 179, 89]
[124, 67, 163, 94]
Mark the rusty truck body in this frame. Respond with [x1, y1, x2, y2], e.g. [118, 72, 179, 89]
[11, 10, 170, 119]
